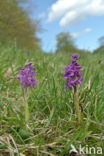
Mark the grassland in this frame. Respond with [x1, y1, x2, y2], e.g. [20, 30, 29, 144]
[0, 45, 104, 155]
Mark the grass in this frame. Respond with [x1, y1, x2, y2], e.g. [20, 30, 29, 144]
[0, 45, 104, 155]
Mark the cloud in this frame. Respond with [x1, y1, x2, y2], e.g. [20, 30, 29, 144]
[48, 0, 104, 27]
[38, 13, 46, 19]
[71, 28, 92, 38]
[84, 28, 92, 32]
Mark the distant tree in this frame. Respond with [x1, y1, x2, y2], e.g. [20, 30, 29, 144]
[93, 36, 104, 54]
[98, 36, 104, 47]
[56, 32, 76, 52]
[0, 0, 40, 50]
[93, 46, 104, 54]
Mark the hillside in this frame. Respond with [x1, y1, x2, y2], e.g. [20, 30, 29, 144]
[0, 45, 104, 155]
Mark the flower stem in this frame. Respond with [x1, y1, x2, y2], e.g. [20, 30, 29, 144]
[74, 87, 81, 123]
[24, 88, 29, 125]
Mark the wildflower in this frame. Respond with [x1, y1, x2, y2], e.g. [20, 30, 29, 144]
[63, 54, 83, 122]
[17, 63, 36, 126]
[63, 54, 83, 91]
[17, 63, 36, 88]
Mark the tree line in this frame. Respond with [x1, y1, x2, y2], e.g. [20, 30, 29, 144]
[56, 32, 104, 54]
[0, 0, 40, 50]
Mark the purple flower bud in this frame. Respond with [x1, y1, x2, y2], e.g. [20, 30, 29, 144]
[72, 54, 79, 62]
[17, 63, 36, 88]
[63, 54, 83, 90]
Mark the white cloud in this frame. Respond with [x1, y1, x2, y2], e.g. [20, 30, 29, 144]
[48, 0, 104, 27]
[84, 28, 92, 32]
[71, 28, 92, 38]
[38, 13, 46, 19]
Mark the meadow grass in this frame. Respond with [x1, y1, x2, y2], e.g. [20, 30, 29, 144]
[0, 45, 104, 155]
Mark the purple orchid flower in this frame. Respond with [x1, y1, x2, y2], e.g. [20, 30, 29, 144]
[63, 54, 83, 91]
[17, 63, 36, 88]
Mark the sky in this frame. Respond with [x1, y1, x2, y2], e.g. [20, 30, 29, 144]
[32, 0, 104, 52]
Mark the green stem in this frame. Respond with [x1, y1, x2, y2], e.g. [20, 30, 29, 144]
[24, 88, 29, 124]
[74, 87, 81, 122]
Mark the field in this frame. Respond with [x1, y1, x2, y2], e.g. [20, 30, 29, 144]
[0, 45, 104, 156]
